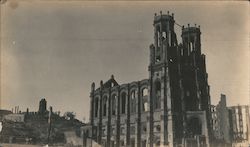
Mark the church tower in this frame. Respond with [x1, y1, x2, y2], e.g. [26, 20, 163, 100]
[148, 12, 212, 146]
[180, 24, 212, 146]
[181, 24, 203, 111]
[150, 11, 177, 65]
[148, 11, 179, 147]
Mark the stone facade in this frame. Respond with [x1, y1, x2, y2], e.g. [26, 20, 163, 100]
[211, 105, 220, 139]
[86, 12, 212, 147]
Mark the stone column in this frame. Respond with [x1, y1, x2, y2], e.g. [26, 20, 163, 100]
[160, 72, 166, 146]
[137, 82, 141, 147]
[146, 113, 151, 147]
[126, 84, 131, 146]
[107, 89, 112, 147]
[149, 65, 154, 147]
[166, 67, 173, 147]
[90, 82, 95, 125]
[98, 81, 103, 144]
[116, 87, 121, 147]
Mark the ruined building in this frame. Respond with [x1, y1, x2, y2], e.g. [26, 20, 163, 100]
[83, 11, 212, 147]
[211, 95, 250, 147]
[216, 94, 231, 143]
[210, 94, 231, 146]
[228, 105, 250, 147]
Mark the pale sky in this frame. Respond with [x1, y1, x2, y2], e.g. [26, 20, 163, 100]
[1, 1, 249, 120]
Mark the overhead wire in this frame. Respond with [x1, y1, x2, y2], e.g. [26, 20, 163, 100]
[175, 22, 183, 28]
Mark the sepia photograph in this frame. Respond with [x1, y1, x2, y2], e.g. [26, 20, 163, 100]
[0, 0, 249, 147]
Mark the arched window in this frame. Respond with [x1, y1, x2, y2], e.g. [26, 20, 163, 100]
[162, 32, 167, 40]
[142, 88, 148, 97]
[94, 98, 99, 117]
[190, 42, 193, 52]
[112, 95, 117, 115]
[103, 96, 107, 117]
[142, 88, 149, 112]
[130, 90, 136, 113]
[121, 92, 126, 114]
[142, 99, 149, 112]
[131, 90, 135, 99]
[155, 81, 161, 109]
[156, 26, 160, 47]
[187, 117, 202, 137]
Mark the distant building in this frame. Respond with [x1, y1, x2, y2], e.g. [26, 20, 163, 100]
[24, 98, 58, 122]
[211, 95, 250, 147]
[216, 94, 231, 143]
[210, 94, 231, 147]
[38, 98, 47, 114]
[0, 110, 12, 121]
[228, 105, 250, 147]
[4, 113, 25, 122]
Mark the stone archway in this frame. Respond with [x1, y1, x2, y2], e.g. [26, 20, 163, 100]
[187, 117, 202, 137]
